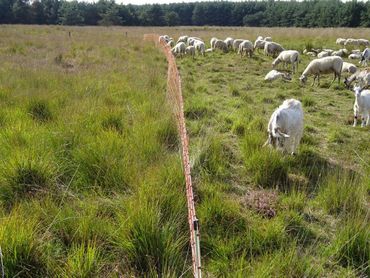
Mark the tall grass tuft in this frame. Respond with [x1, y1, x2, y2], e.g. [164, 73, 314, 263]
[101, 114, 123, 134]
[193, 134, 238, 181]
[28, 99, 52, 122]
[317, 171, 366, 216]
[64, 241, 102, 277]
[283, 211, 317, 245]
[251, 245, 319, 277]
[156, 117, 179, 152]
[73, 133, 130, 192]
[245, 149, 289, 188]
[0, 155, 56, 208]
[291, 146, 330, 188]
[114, 199, 187, 277]
[329, 219, 369, 276]
[0, 208, 46, 277]
[198, 192, 246, 237]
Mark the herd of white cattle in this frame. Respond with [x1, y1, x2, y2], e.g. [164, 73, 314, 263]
[159, 34, 370, 155]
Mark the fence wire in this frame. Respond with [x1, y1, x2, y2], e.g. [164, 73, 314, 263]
[143, 34, 202, 278]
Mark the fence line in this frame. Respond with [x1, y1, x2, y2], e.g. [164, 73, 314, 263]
[143, 34, 202, 278]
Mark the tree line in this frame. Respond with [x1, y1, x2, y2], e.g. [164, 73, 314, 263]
[1, 0, 369, 27]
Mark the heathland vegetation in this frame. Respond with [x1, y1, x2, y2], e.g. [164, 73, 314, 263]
[0, 25, 369, 277]
[0, 26, 191, 277]
[1, 0, 370, 27]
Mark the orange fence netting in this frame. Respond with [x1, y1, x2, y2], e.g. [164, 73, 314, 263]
[143, 34, 202, 278]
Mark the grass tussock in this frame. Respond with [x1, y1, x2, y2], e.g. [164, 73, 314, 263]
[28, 99, 53, 122]
[329, 219, 370, 276]
[0, 156, 56, 208]
[114, 199, 188, 277]
[101, 114, 124, 134]
[317, 171, 367, 216]
[64, 242, 102, 277]
[193, 134, 239, 181]
[0, 208, 46, 277]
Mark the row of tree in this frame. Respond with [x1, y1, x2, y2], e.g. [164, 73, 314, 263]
[1, 0, 369, 27]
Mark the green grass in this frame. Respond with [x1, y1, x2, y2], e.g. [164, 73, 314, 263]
[0, 26, 189, 277]
[177, 28, 370, 276]
[0, 25, 369, 277]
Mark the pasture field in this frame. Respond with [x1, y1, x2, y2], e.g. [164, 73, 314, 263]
[0, 25, 369, 277]
[174, 27, 370, 277]
[0, 25, 190, 277]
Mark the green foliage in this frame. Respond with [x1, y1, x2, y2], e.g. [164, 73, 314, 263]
[242, 132, 289, 188]
[198, 192, 246, 236]
[165, 11, 180, 26]
[328, 129, 350, 144]
[283, 211, 317, 245]
[251, 245, 319, 277]
[302, 96, 316, 107]
[98, 6, 122, 26]
[58, 1, 84, 26]
[177, 26, 369, 276]
[1, 25, 370, 278]
[2, 0, 370, 27]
